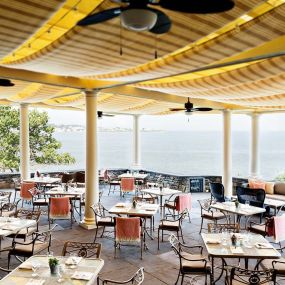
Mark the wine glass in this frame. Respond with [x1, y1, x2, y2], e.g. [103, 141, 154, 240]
[31, 262, 39, 277]
[57, 265, 65, 283]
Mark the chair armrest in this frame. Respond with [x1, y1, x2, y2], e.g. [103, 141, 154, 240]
[180, 254, 208, 263]
[101, 276, 133, 284]
[272, 260, 285, 267]
[180, 243, 203, 254]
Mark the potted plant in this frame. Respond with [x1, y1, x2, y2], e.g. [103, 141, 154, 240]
[49, 257, 59, 275]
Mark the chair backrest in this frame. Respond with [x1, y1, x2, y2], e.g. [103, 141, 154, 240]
[49, 197, 71, 219]
[20, 182, 36, 201]
[227, 267, 274, 285]
[0, 191, 12, 203]
[198, 198, 212, 212]
[62, 241, 102, 258]
[236, 186, 265, 208]
[90, 203, 106, 225]
[121, 177, 135, 192]
[115, 217, 141, 242]
[0, 200, 20, 216]
[14, 209, 41, 224]
[175, 194, 192, 211]
[207, 223, 240, 233]
[210, 182, 225, 202]
[133, 195, 155, 204]
[132, 267, 144, 285]
[168, 233, 180, 249]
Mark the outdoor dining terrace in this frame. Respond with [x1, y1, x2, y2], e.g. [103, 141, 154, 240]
[0, 171, 283, 284]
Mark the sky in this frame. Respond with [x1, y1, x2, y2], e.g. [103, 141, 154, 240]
[43, 108, 285, 132]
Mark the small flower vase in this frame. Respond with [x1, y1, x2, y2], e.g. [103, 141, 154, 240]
[132, 200, 137, 209]
[49, 264, 59, 275]
[235, 201, 239, 208]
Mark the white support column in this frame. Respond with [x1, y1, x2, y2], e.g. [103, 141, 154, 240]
[81, 90, 98, 229]
[222, 110, 232, 198]
[132, 115, 141, 169]
[250, 113, 260, 177]
[20, 104, 30, 180]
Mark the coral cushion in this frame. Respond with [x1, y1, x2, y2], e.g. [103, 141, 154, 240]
[265, 182, 274, 195]
[248, 179, 265, 190]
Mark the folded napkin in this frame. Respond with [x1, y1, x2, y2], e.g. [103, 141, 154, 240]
[26, 279, 45, 285]
[19, 262, 33, 270]
[255, 243, 273, 249]
[71, 271, 94, 281]
[206, 239, 221, 244]
[230, 246, 244, 254]
[65, 256, 82, 265]
[2, 225, 18, 231]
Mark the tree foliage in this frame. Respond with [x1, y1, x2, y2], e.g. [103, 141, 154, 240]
[0, 106, 75, 172]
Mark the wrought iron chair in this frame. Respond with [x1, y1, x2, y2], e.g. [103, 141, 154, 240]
[114, 217, 144, 259]
[107, 174, 121, 196]
[209, 182, 225, 202]
[48, 196, 73, 229]
[0, 191, 12, 204]
[62, 241, 102, 258]
[28, 187, 48, 211]
[197, 198, 227, 233]
[207, 223, 240, 233]
[8, 224, 57, 269]
[100, 267, 144, 284]
[225, 267, 274, 285]
[90, 203, 115, 242]
[7, 209, 41, 241]
[163, 193, 191, 222]
[158, 209, 188, 250]
[0, 199, 21, 217]
[20, 182, 36, 206]
[121, 177, 135, 196]
[169, 234, 212, 285]
[260, 255, 285, 284]
[0, 248, 12, 277]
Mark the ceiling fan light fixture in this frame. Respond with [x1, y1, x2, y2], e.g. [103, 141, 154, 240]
[185, 110, 193, 116]
[120, 9, 157, 31]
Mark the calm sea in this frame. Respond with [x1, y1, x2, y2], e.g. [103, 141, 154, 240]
[37, 131, 285, 180]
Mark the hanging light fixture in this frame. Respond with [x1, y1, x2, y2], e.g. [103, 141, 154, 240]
[120, 9, 157, 32]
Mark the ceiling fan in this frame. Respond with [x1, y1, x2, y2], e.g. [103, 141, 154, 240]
[169, 98, 213, 115]
[97, 111, 115, 118]
[0, 79, 14, 87]
[77, 0, 235, 34]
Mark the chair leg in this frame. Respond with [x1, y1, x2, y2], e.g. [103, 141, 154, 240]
[94, 226, 99, 243]
[180, 274, 184, 285]
[158, 229, 160, 250]
[180, 228, 185, 243]
[175, 271, 180, 285]
[200, 217, 204, 234]
[100, 226, 105, 238]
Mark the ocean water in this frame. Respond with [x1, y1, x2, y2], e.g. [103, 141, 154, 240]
[38, 131, 285, 180]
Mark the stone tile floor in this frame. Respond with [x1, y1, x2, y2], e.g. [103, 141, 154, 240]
[0, 187, 283, 284]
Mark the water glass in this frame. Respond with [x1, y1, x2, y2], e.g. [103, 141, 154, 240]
[32, 262, 39, 278]
[57, 265, 65, 283]
[245, 200, 250, 208]
[221, 229, 228, 246]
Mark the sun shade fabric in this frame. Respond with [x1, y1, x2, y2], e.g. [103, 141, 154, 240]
[121, 177, 135, 192]
[49, 197, 70, 219]
[20, 182, 36, 201]
[115, 217, 141, 243]
[176, 194, 192, 211]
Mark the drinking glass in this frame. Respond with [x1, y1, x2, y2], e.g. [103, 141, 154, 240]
[32, 262, 39, 277]
[221, 229, 228, 246]
[57, 265, 65, 283]
[245, 200, 250, 208]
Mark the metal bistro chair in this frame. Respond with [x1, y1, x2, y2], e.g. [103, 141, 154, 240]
[0, 199, 21, 217]
[209, 182, 225, 203]
[62, 241, 102, 258]
[90, 203, 115, 242]
[20, 182, 36, 206]
[121, 177, 136, 197]
[198, 199, 227, 233]
[28, 187, 48, 211]
[225, 267, 274, 285]
[8, 225, 57, 269]
[158, 209, 188, 250]
[169, 234, 212, 285]
[100, 267, 144, 285]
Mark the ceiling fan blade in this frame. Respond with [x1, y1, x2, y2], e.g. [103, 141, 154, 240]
[159, 0, 235, 13]
[149, 9, 171, 34]
[77, 8, 122, 26]
[169, 108, 186, 111]
[0, 79, 14, 87]
[192, 107, 213, 112]
[103, 113, 115, 117]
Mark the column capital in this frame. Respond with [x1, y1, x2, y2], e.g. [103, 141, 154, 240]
[82, 89, 99, 97]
